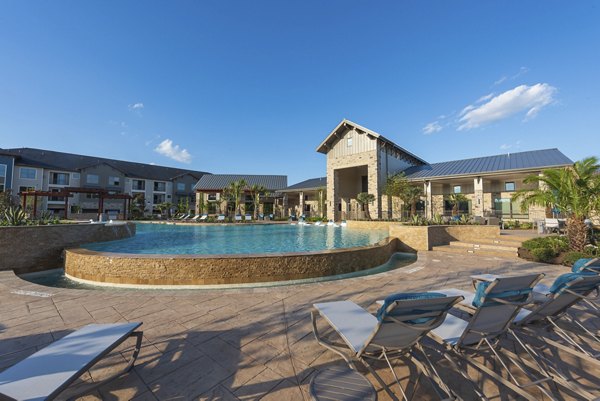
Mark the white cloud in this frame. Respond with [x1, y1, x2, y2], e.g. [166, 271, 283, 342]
[154, 139, 192, 164]
[458, 83, 556, 131]
[422, 121, 443, 135]
[128, 103, 144, 111]
[477, 93, 494, 103]
[500, 143, 511, 150]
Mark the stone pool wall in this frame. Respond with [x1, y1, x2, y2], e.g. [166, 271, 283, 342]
[64, 237, 400, 286]
[0, 222, 136, 273]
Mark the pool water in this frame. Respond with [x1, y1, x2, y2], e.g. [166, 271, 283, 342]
[82, 223, 390, 255]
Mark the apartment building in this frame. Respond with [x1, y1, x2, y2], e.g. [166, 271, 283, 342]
[0, 148, 207, 218]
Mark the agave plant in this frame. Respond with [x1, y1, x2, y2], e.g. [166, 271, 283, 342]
[36, 210, 54, 225]
[4, 206, 27, 226]
[431, 213, 444, 225]
[459, 214, 471, 225]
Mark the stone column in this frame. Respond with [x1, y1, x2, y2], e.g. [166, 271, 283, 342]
[327, 168, 339, 221]
[282, 193, 288, 217]
[299, 191, 304, 216]
[473, 176, 484, 217]
[367, 164, 380, 219]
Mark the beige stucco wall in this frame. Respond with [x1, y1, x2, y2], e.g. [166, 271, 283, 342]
[0, 222, 136, 273]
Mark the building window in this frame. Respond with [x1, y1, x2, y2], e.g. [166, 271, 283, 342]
[0, 164, 6, 191]
[304, 204, 311, 212]
[208, 193, 217, 201]
[504, 182, 516, 192]
[50, 172, 70, 185]
[19, 186, 35, 193]
[48, 188, 65, 202]
[153, 194, 165, 204]
[132, 179, 145, 191]
[20, 167, 37, 180]
[347, 136, 353, 147]
[177, 182, 186, 191]
[87, 174, 100, 185]
[453, 185, 462, 194]
[304, 195, 309, 201]
[86, 193, 99, 199]
[72, 173, 80, 180]
[108, 176, 120, 186]
[154, 181, 166, 192]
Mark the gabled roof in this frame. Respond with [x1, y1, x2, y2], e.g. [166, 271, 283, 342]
[280, 177, 327, 192]
[2, 147, 208, 181]
[402, 148, 573, 180]
[316, 119, 427, 165]
[194, 174, 288, 191]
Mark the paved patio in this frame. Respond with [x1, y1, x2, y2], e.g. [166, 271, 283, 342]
[1, 252, 599, 400]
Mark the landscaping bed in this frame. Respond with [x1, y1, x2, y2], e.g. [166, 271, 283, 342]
[519, 234, 599, 266]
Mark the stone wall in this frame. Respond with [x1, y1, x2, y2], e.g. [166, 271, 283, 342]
[0, 222, 135, 273]
[64, 237, 400, 286]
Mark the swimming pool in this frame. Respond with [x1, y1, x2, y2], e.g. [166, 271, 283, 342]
[82, 223, 389, 255]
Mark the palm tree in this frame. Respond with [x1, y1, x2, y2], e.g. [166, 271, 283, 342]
[223, 179, 247, 216]
[384, 173, 423, 218]
[316, 187, 326, 219]
[356, 192, 376, 220]
[402, 185, 424, 218]
[248, 184, 266, 220]
[512, 156, 600, 251]
[446, 193, 468, 216]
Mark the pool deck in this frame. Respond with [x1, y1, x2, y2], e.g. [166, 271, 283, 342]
[1, 252, 599, 400]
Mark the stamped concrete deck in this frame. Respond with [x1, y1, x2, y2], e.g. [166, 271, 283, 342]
[1, 252, 599, 400]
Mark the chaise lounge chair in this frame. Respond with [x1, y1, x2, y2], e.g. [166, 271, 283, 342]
[234, 214, 242, 222]
[0, 322, 143, 401]
[429, 273, 554, 401]
[439, 273, 600, 400]
[244, 214, 252, 221]
[216, 214, 226, 222]
[198, 214, 208, 221]
[312, 293, 465, 400]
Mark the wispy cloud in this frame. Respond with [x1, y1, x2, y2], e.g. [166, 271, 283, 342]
[422, 121, 443, 135]
[493, 67, 530, 87]
[128, 102, 144, 111]
[500, 140, 522, 151]
[457, 83, 557, 131]
[154, 139, 192, 164]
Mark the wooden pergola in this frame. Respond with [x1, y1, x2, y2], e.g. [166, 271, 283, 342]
[19, 187, 133, 220]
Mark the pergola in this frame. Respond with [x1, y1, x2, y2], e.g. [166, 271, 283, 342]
[19, 187, 133, 220]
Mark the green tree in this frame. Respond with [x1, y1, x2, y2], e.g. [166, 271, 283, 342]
[384, 173, 423, 218]
[356, 192, 376, 220]
[130, 193, 146, 219]
[316, 187, 327, 219]
[194, 195, 204, 215]
[446, 193, 468, 216]
[248, 184, 266, 219]
[157, 202, 173, 218]
[223, 179, 247, 216]
[512, 157, 600, 251]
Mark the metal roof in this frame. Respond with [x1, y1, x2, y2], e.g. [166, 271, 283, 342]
[2, 147, 208, 181]
[402, 148, 573, 180]
[280, 177, 327, 192]
[316, 119, 427, 165]
[194, 174, 288, 191]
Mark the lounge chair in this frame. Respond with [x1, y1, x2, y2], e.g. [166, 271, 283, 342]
[571, 257, 600, 274]
[216, 214, 225, 222]
[174, 213, 189, 220]
[312, 293, 465, 400]
[188, 214, 201, 221]
[439, 273, 600, 400]
[430, 273, 553, 401]
[198, 214, 208, 221]
[234, 214, 242, 222]
[245, 214, 252, 221]
[0, 322, 142, 401]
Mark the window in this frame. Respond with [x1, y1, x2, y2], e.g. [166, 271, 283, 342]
[0, 184, 3, 192]
[177, 182, 186, 191]
[86, 174, 99, 184]
[132, 179, 145, 191]
[453, 185, 462, 194]
[85, 193, 99, 199]
[50, 172, 70, 185]
[304, 204, 311, 212]
[154, 181, 166, 192]
[347, 136, 353, 147]
[19, 186, 35, 193]
[208, 193, 217, 201]
[504, 182, 516, 192]
[72, 173, 80, 180]
[0, 164, 6, 178]
[48, 188, 65, 202]
[20, 167, 37, 180]
[304, 195, 309, 201]
[108, 176, 120, 186]
[153, 194, 165, 204]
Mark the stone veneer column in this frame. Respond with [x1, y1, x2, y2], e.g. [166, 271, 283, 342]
[473, 176, 484, 217]
[299, 191, 304, 216]
[327, 168, 339, 221]
[368, 161, 380, 219]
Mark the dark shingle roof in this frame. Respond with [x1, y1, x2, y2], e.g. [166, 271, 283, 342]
[280, 177, 327, 192]
[403, 148, 573, 180]
[2, 148, 207, 181]
[194, 174, 287, 191]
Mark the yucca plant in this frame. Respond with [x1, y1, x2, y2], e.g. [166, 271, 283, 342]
[4, 206, 27, 226]
[512, 156, 600, 251]
[356, 192, 376, 220]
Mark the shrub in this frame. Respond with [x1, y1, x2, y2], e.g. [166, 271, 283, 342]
[530, 247, 557, 263]
[562, 251, 587, 266]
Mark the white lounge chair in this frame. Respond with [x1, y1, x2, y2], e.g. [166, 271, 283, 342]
[188, 214, 201, 221]
[216, 214, 226, 222]
[245, 214, 252, 221]
[198, 214, 208, 221]
[312, 293, 465, 400]
[234, 214, 242, 222]
[0, 322, 142, 401]
[430, 273, 552, 401]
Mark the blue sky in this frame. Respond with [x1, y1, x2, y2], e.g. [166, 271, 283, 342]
[1, 1, 599, 184]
